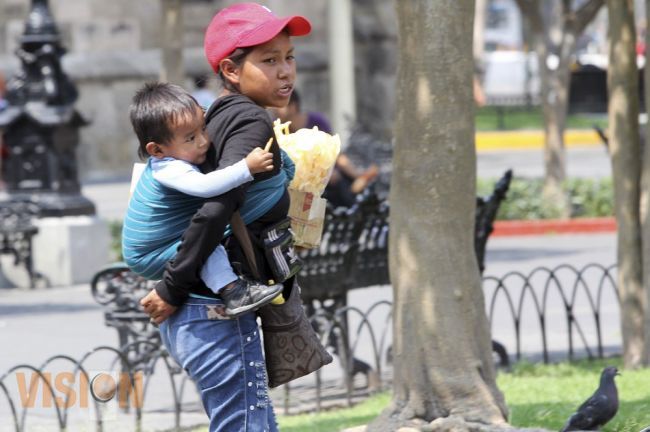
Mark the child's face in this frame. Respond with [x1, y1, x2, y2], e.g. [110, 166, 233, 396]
[148, 105, 209, 165]
[236, 32, 296, 109]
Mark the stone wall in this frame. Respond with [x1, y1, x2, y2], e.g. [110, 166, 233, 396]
[0, 0, 396, 181]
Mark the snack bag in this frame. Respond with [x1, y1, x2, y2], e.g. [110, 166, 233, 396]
[273, 119, 341, 247]
[273, 119, 341, 195]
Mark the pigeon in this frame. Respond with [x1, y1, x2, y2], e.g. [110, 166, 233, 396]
[560, 366, 620, 432]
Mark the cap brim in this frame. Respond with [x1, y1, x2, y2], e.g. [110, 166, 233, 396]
[285, 16, 312, 37]
[239, 15, 311, 48]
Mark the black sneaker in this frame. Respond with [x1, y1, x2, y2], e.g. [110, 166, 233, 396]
[221, 278, 283, 317]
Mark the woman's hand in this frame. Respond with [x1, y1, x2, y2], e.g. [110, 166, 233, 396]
[245, 147, 274, 174]
[140, 289, 178, 325]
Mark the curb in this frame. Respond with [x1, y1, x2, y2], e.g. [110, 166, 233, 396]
[476, 129, 601, 152]
[492, 217, 617, 236]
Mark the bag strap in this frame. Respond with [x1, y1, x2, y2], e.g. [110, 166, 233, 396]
[230, 211, 261, 281]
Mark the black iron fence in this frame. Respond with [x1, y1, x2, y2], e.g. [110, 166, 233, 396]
[483, 263, 619, 363]
[0, 262, 622, 431]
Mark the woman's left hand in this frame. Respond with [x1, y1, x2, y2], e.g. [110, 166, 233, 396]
[140, 289, 177, 324]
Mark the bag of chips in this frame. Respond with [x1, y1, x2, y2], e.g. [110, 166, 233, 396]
[273, 120, 341, 248]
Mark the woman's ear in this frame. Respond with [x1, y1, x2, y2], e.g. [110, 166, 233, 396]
[220, 59, 240, 86]
[145, 141, 164, 158]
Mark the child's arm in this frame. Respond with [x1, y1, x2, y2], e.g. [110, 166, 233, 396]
[216, 114, 280, 179]
[153, 149, 273, 198]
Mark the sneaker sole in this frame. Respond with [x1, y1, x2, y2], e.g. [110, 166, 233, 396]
[225, 285, 284, 317]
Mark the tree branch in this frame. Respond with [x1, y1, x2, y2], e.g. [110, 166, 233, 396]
[573, 0, 605, 35]
[513, 0, 543, 35]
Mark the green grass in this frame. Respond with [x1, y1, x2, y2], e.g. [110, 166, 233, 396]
[501, 358, 650, 432]
[190, 359, 650, 432]
[475, 106, 608, 131]
[276, 392, 391, 432]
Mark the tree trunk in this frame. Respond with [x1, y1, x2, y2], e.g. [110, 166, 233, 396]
[642, 0, 650, 365]
[607, 0, 645, 368]
[536, 35, 575, 217]
[160, 0, 184, 85]
[368, 1, 508, 430]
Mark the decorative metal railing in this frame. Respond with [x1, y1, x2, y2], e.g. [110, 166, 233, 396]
[0, 262, 621, 431]
[483, 263, 619, 363]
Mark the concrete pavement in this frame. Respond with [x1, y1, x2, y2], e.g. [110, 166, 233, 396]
[0, 231, 617, 431]
[0, 138, 618, 430]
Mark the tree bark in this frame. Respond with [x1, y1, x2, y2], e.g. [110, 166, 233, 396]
[537, 40, 573, 216]
[644, 0, 650, 366]
[607, 0, 645, 368]
[368, 1, 508, 430]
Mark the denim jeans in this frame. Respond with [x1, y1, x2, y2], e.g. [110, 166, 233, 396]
[159, 297, 278, 432]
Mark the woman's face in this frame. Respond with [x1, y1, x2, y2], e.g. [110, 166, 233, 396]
[235, 32, 296, 109]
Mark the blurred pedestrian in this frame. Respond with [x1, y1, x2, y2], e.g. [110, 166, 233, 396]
[271, 89, 331, 133]
[191, 74, 217, 111]
[0, 71, 7, 110]
[271, 90, 378, 207]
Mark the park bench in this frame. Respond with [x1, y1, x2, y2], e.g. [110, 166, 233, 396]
[0, 199, 44, 288]
[91, 169, 513, 376]
[299, 169, 512, 305]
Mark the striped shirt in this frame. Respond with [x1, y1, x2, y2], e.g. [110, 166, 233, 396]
[122, 159, 206, 280]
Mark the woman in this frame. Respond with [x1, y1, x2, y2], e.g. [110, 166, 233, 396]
[140, 3, 312, 431]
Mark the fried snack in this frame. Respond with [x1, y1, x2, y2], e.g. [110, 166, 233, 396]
[272, 119, 341, 195]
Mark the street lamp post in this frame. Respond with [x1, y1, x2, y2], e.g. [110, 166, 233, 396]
[0, 0, 95, 216]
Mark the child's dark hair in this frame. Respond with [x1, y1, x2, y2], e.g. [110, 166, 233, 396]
[129, 82, 200, 159]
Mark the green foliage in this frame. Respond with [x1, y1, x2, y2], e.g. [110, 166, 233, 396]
[566, 177, 614, 219]
[108, 220, 123, 261]
[475, 106, 608, 131]
[477, 177, 613, 220]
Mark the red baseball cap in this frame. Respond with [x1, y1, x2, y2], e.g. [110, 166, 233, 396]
[204, 3, 312, 73]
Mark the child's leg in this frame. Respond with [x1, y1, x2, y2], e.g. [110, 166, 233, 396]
[157, 190, 241, 304]
[200, 245, 238, 293]
[201, 245, 283, 317]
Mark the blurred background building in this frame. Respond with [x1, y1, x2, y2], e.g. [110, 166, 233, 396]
[0, 0, 646, 182]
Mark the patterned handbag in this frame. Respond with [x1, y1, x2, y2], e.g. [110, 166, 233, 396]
[231, 213, 332, 387]
[257, 277, 333, 388]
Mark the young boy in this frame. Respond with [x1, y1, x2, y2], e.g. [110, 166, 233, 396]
[123, 81, 282, 316]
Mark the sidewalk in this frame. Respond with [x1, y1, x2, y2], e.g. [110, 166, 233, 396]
[0, 230, 617, 431]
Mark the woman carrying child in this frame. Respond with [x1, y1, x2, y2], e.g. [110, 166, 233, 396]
[139, 3, 312, 431]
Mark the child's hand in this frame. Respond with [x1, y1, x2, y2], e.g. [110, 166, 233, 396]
[246, 147, 274, 174]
